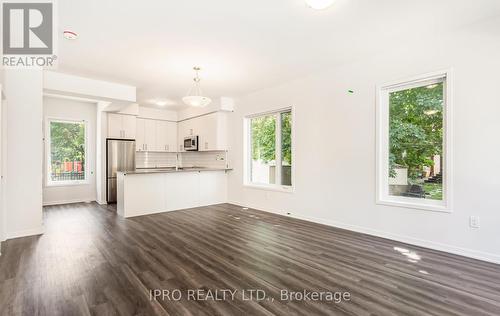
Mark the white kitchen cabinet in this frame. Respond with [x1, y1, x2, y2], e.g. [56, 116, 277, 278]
[117, 170, 228, 218]
[177, 120, 191, 151]
[108, 113, 137, 139]
[156, 121, 167, 152]
[136, 118, 155, 151]
[120, 173, 166, 215]
[137, 118, 177, 152]
[198, 112, 228, 151]
[108, 113, 123, 138]
[122, 115, 137, 139]
[165, 121, 177, 152]
[144, 119, 156, 151]
[177, 112, 228, 152]
[164, 172, 200, 210]
[199, 171, 227, 205]
[136, 118, 146, 151]
[156, 120, 177, 152]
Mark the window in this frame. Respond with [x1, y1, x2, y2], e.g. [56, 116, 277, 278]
[46, 118, 88, 186]
[245, 108, 293, 190]
[377, 71, 452, 211]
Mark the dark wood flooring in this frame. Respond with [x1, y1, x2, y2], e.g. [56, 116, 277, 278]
[0, 203, 499, 316]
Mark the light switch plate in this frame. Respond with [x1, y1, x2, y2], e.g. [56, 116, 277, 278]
[469, 216, 480, 229]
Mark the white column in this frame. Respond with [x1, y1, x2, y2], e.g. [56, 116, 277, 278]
[4, 69, 44, 238]
[96, 101, 111, 204]
[0, 84, 5, 244]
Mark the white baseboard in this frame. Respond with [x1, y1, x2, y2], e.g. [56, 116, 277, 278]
[228, 200, 500, 265]
[43, 198, 96, 206]
[7, 226, 44, 239]
[96, 200, 107, 205]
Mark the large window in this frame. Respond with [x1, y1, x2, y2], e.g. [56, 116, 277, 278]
[246, 108, 293, 190]
[377, 71, 452, 211]
[46, 119, 87, 186]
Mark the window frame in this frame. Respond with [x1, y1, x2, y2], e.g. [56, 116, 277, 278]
[45, 117, 89, 187]
[376, 70, 453, 212]
[244, 107, 295, 193]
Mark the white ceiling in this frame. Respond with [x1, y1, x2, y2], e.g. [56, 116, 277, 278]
[57, 0, 500, 109]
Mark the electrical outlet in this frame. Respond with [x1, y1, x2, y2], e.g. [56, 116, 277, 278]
[469, 216, 480, 229]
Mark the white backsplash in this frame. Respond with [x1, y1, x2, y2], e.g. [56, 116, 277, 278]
[136, 151, 228, 169]
[179, 151, 228, 168]
[136, 152, 177, 168]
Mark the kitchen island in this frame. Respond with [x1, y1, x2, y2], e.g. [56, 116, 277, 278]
[117, 168, 231, 218]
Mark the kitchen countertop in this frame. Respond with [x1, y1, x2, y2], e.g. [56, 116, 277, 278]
[120, 167, 233, 175]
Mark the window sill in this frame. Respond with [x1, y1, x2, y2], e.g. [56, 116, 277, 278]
[244, 183, 294, 194]
[46, 181, 90, 187]
[376, 197, 451, 213]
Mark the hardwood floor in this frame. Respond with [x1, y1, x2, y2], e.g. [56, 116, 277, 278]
[0, 203, 499, 316]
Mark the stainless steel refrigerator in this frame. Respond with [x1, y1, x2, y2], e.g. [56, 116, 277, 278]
[107, 139, 136, 203]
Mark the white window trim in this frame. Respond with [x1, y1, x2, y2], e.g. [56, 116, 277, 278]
[45, 117, 89, 187]
[376, 69, 453, 213]
[243, 107, 295, 193]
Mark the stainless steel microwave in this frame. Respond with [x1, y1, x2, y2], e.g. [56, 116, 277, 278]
[184, 136, 198, 151]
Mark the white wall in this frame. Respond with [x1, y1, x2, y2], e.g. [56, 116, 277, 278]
[42, 97, 97, 205]
[177, 97, 234, 121]
[96, 102, 110, 204]
[0, 84, 4, 244]
[227, 19, 500, 263]
[44, 71, 136, 102]
[139, 106, 178, 121]
[3, 69, 44, 239]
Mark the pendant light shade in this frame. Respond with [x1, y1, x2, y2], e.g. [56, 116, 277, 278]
[182, 67, 212, 107]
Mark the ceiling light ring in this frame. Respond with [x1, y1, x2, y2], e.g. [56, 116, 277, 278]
[305, 0, 336, 10]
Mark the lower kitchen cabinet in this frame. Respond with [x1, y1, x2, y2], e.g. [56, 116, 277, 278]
[199, 171, 227, 205]
[117, 170, 228, 218]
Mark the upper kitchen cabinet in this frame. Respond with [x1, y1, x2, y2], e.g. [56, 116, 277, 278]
[137, 118, 177, 152]
[108, 113, 137, 139]
[177, 120, 192, 151]
[136, 118, 156, 152]
[178, 112, 228, 152]
[156, 120, 177, 152]
[199, 112, 228, 151]
[136, 118, 145, 151]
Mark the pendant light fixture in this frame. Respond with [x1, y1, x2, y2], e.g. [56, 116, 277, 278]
[182, 66, 212, 107]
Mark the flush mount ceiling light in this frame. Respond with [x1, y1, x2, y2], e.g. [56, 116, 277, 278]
[63, 30, 78, 40]
[305, 0, 336, 10]
[182, 66, 212, 107]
